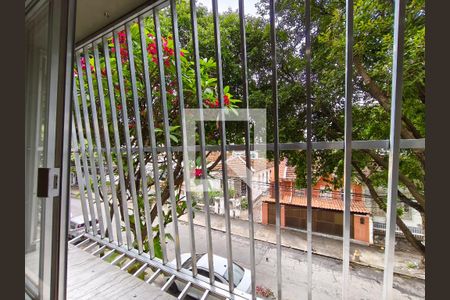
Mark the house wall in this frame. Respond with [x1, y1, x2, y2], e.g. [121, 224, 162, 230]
[228, 169, 270, 200]
[253, 169, 270, 199]
[262, 202, 269, 224]
[261, 202, 371, 244]
[353, 214, 370, 244]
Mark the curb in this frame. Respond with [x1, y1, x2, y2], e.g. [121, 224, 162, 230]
[180, 219, 425, 281]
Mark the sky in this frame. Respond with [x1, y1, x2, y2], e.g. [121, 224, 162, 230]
[197, 0, 260, 16]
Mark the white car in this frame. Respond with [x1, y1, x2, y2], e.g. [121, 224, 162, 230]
[68, 215, 98, 239]
[169, 253, 251, 299]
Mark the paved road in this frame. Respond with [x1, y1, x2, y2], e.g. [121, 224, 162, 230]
[165, 221, 425, 300]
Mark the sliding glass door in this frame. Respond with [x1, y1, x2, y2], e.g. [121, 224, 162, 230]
[25, 0, 75, 298]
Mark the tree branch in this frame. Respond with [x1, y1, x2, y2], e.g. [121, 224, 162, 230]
[353, 162, 425, 256]
[397, 190, 424, 214]
[148, 154, 184, 222]
[354, 55, 423, 140]
[361, 149, 425, 208]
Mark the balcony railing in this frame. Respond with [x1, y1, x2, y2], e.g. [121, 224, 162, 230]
[70, 0, 423, 299]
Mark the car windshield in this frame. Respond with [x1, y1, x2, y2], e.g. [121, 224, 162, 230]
[223, 263, 245, 287]
[183, 254, 204, 270]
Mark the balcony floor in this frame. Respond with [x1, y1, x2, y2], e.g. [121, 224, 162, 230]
[67, 243, 175, 300]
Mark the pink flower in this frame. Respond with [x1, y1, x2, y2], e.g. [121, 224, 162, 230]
[80, 57, 87, 70]
[118, 31, 126, 44]
[194, 169, 202, 178]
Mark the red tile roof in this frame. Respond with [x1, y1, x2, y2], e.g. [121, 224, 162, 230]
[261, 195, 369, 214]
[207, 152, 273, 177]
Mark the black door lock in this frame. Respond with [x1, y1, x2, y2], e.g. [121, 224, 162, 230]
[37, 168, 60, 198]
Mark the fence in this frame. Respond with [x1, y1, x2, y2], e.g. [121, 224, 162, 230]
[373, 221, 425, 241]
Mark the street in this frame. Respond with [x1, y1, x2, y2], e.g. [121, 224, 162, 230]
[165, 221, 425, 300]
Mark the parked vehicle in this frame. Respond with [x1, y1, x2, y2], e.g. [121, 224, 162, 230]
[168, 253, 251, 299]
[68, 215, 98, 239]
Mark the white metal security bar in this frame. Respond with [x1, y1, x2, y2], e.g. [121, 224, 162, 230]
[70, 0, 420, 299]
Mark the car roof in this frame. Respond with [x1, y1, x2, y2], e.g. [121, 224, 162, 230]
[197, 254, 229, 277]
[70, 215, 89, 224]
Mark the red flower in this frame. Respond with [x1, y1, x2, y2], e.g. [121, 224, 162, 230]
[168, 89, 175, 95]
[80, 57, 87, 70]
[117, 104, 122, 110]
[194, 169, 202, 178]
[203, 99, 212, 108]
[204, 96, 232, 108]
[80, 57, 95, 73]
[147, 43, 157, 55]
[164, 58, 170, 67]
[120, 47, 129, 62]
[101, 68, 107, 76]
[180, 51, 185, 57]
[224, 95, 230, 106]
[203, 98, 219, 108]
[151, 56, 158, 64]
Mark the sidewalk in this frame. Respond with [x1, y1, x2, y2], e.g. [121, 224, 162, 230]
[180, 210, 425, 280]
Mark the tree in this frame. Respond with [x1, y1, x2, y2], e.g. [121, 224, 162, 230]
[252, 0, 425, 257]
[73, 0, 426, 259]
[74, 7, 240, 258]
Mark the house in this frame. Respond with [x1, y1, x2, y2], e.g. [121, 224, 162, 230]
[207, 151, 273, 200]
[260, 159, 373, 244]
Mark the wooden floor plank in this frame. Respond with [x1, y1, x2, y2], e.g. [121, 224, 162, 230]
[67, 244, 175, 300]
